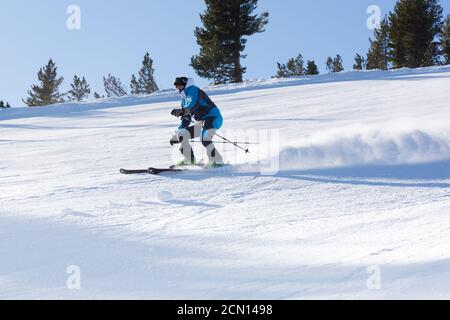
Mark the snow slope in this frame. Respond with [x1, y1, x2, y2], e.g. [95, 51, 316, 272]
[1, 66, 450, 299]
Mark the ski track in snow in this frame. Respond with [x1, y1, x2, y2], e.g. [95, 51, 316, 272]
[1, 66, 450, 299]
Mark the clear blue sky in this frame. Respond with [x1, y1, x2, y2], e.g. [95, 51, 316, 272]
[0, 0, 449, 106]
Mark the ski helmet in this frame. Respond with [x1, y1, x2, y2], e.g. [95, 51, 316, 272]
[174, 77, 188, 88]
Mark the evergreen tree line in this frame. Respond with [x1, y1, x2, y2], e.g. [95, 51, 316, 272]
[274, 53, 347, 77]
[363, 0, 449, 71]
[23, 52, 158, 107]
[19, 0, 450, 107]
[275, 54, 319, 78]
[0, 100, 11, 109]
[275, 0, 449, 78]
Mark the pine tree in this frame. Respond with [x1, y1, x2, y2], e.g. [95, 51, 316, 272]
[305, 60, 319, 75]
[23, 59, 65, 107]
[275, 54, 305, 78]
[0, 101, 11, 109]
[103, 74, 127, 97]
[68, 75, 91, 102]
[388, 0, 444, 68]
[275, 63, 289, 78]
[287, 54, 305, 76]
[325, 57, 334, 72]
[326, 55, 344, 73]
[191, 0, 269, 84]
[366, 18, 391, 70]
[325, 54, 344, 73]
[130, 52, 159, 95]
[353, 53, 367, 70]
[130, 75, 140, 95]
[442, 15, 450, 64]
[333, 55, 344, 72]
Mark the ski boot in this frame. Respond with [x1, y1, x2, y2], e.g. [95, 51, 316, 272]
[176, 159, 199, 167]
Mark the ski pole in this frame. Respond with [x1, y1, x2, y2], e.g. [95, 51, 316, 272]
[184, 118, 252, 154]
[189, 141, 259, 145]
[213, 133, 251, 154]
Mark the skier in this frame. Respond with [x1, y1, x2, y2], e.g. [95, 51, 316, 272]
[170, 77, 224, 167]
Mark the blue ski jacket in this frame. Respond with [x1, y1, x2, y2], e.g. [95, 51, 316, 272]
[178, 79, 223, 130]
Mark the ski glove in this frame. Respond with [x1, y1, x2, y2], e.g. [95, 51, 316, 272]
[170, 136, 180, 146]
[171, 109, 184, 118]
[180, 114, 192, 129]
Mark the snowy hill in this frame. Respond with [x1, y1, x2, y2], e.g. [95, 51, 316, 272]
[1, 66, 450, 299]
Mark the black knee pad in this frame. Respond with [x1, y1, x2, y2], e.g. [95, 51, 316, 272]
[202, 139, 212, 148]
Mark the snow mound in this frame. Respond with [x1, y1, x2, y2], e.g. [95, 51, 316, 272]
[157, 191, 174, 202]
[278, 127, 450, 171]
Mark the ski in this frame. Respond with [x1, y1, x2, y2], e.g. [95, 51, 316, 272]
[120, 168, 149, 175]
[120, 164, 229, 175]
[149, 167, 184, 175]
[120, 167, 184, 175]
